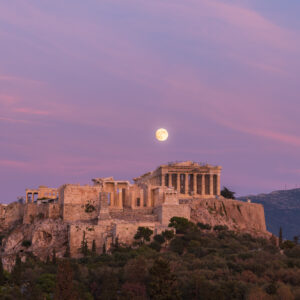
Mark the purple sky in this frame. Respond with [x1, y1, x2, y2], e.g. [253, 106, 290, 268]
[1, 0, 300, 203]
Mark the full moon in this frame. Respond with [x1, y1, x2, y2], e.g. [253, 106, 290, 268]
[156, 128, 169, 141]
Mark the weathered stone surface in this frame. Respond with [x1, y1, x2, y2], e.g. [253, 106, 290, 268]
[0, 202, 23, 232]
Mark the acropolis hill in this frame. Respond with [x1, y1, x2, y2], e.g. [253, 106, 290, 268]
[0, 161, 269, 270]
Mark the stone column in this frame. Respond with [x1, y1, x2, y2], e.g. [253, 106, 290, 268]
[217, 174, 221, 196]
[193, 174, 197, 194]
[201, 175, 205, 195]
[177, 174, 180, 193]
[168, 174, 172, 188]
[209, 175, 214, 196]
[161, 174, 165, 187]
[26, 192, 28, 204]
[147, 187, 152, 207]
[32, 193, 34, 203]
[113, 183, 117, 207]
[185, 173, 189, 195]
[118, 187, 123, 209]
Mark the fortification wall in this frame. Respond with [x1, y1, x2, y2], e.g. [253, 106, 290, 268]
[154, 204, 190, 225]
[61, 185, 101, 223]
[0, 202, 24, 232]
[69, 222, 112, 257]
[23, 203, 61, 224]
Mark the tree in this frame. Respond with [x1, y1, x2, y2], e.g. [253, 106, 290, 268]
[168, 217, 192, 234]
[153, 234, 165, 244]
[134, 227, 153, 244]
[54, 260, 76, 300]
[221, 187, 235, 199]
[279, 227, 283, 247]
[148, 259, 180, 300]
[293, 235, 299, 245]
[64, 243, 71, 258]
[102, 243, 106, 254]
[162, 230, 174, 241]
[80, 232, 88, 256]
[0, 257, 4, 285]
[92, 240, 96, 256]
[52, 248, 56, 265]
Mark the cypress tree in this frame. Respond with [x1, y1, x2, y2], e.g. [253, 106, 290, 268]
[102, 243, 106, 254]
[92, 240, 96, 255]
[64, 242, 71, 258]
[54, 260, 76, 300]
[279, 227, 283, 247]
[46, 255, 50, 264]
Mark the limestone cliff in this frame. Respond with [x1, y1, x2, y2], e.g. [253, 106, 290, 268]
[1, 219, 68, 271]
[187, 197, 269, 238]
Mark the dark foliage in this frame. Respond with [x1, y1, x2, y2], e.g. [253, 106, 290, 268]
[221, 187, 236, 199]
[1, 222, 300, 299]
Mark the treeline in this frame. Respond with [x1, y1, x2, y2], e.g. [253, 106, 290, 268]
[0, 217, 300, 299]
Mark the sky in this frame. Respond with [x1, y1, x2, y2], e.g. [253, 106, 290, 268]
[1, 0, 300, 203]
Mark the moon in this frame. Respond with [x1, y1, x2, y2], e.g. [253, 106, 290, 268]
[156, 128, 169, 142]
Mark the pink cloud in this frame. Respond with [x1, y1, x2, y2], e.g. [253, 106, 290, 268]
[14, 107, 50, 116]
[0, 160, 28, 168]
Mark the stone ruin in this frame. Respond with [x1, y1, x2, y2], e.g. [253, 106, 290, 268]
[0, 161, 268, 261]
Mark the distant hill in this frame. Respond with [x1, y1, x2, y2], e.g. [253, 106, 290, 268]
[239, 188, 300, 240]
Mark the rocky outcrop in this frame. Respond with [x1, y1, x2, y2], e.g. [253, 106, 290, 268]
[1, 219, 68, 271]
[187, 197, 270, 238]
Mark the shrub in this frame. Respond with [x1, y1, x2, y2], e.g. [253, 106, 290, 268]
[153, 234, 165, 244]
[169, 217, 193, 234]
[149, 241, 161, 252]
[197, 222, 212, 230]
[170, 237, 185, 255]
[22, 240, 32, 248]
[134, 227, 153, 244]
[85, 204, 96, 213]
[213, 225, 228, 231]
[162, 230, 175, 241]
[37, 212, 45, 220]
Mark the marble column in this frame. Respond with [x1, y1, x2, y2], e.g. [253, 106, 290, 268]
[193, 174, 197, 194]
[217, 174, 221, 196]
[177, 174, 180, 193]
[185, 173, 189, 195]
[209, 175, 214, 196]
[161, 174, 165, 187]
[201, 175, 205, 195]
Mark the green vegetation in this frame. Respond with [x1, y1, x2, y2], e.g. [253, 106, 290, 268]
[221, 187, 236, 199]
[1, 218, 300, 299]
[85, 203, 96, 213]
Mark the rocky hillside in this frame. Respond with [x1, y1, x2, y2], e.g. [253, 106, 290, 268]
[239, 188, 300, 240]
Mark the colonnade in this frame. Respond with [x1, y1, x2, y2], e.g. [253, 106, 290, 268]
[161, 173, 220, 196]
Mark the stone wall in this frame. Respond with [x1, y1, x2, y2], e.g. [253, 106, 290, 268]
[0, 202, 24, 232]
[69, 221, 112, 257]
[154, 204, 191, 226]
[23, 203, 61, 224]
[60, 184, 101, 223]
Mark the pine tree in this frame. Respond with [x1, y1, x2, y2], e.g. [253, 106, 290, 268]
[0, 257, 5, 285]
[52, 248, 57, 265]
[54, 260, 76, 300]
[279, 227, 283, 247]
[148, 259, 180, 299]
[92, 240, 96, 256]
